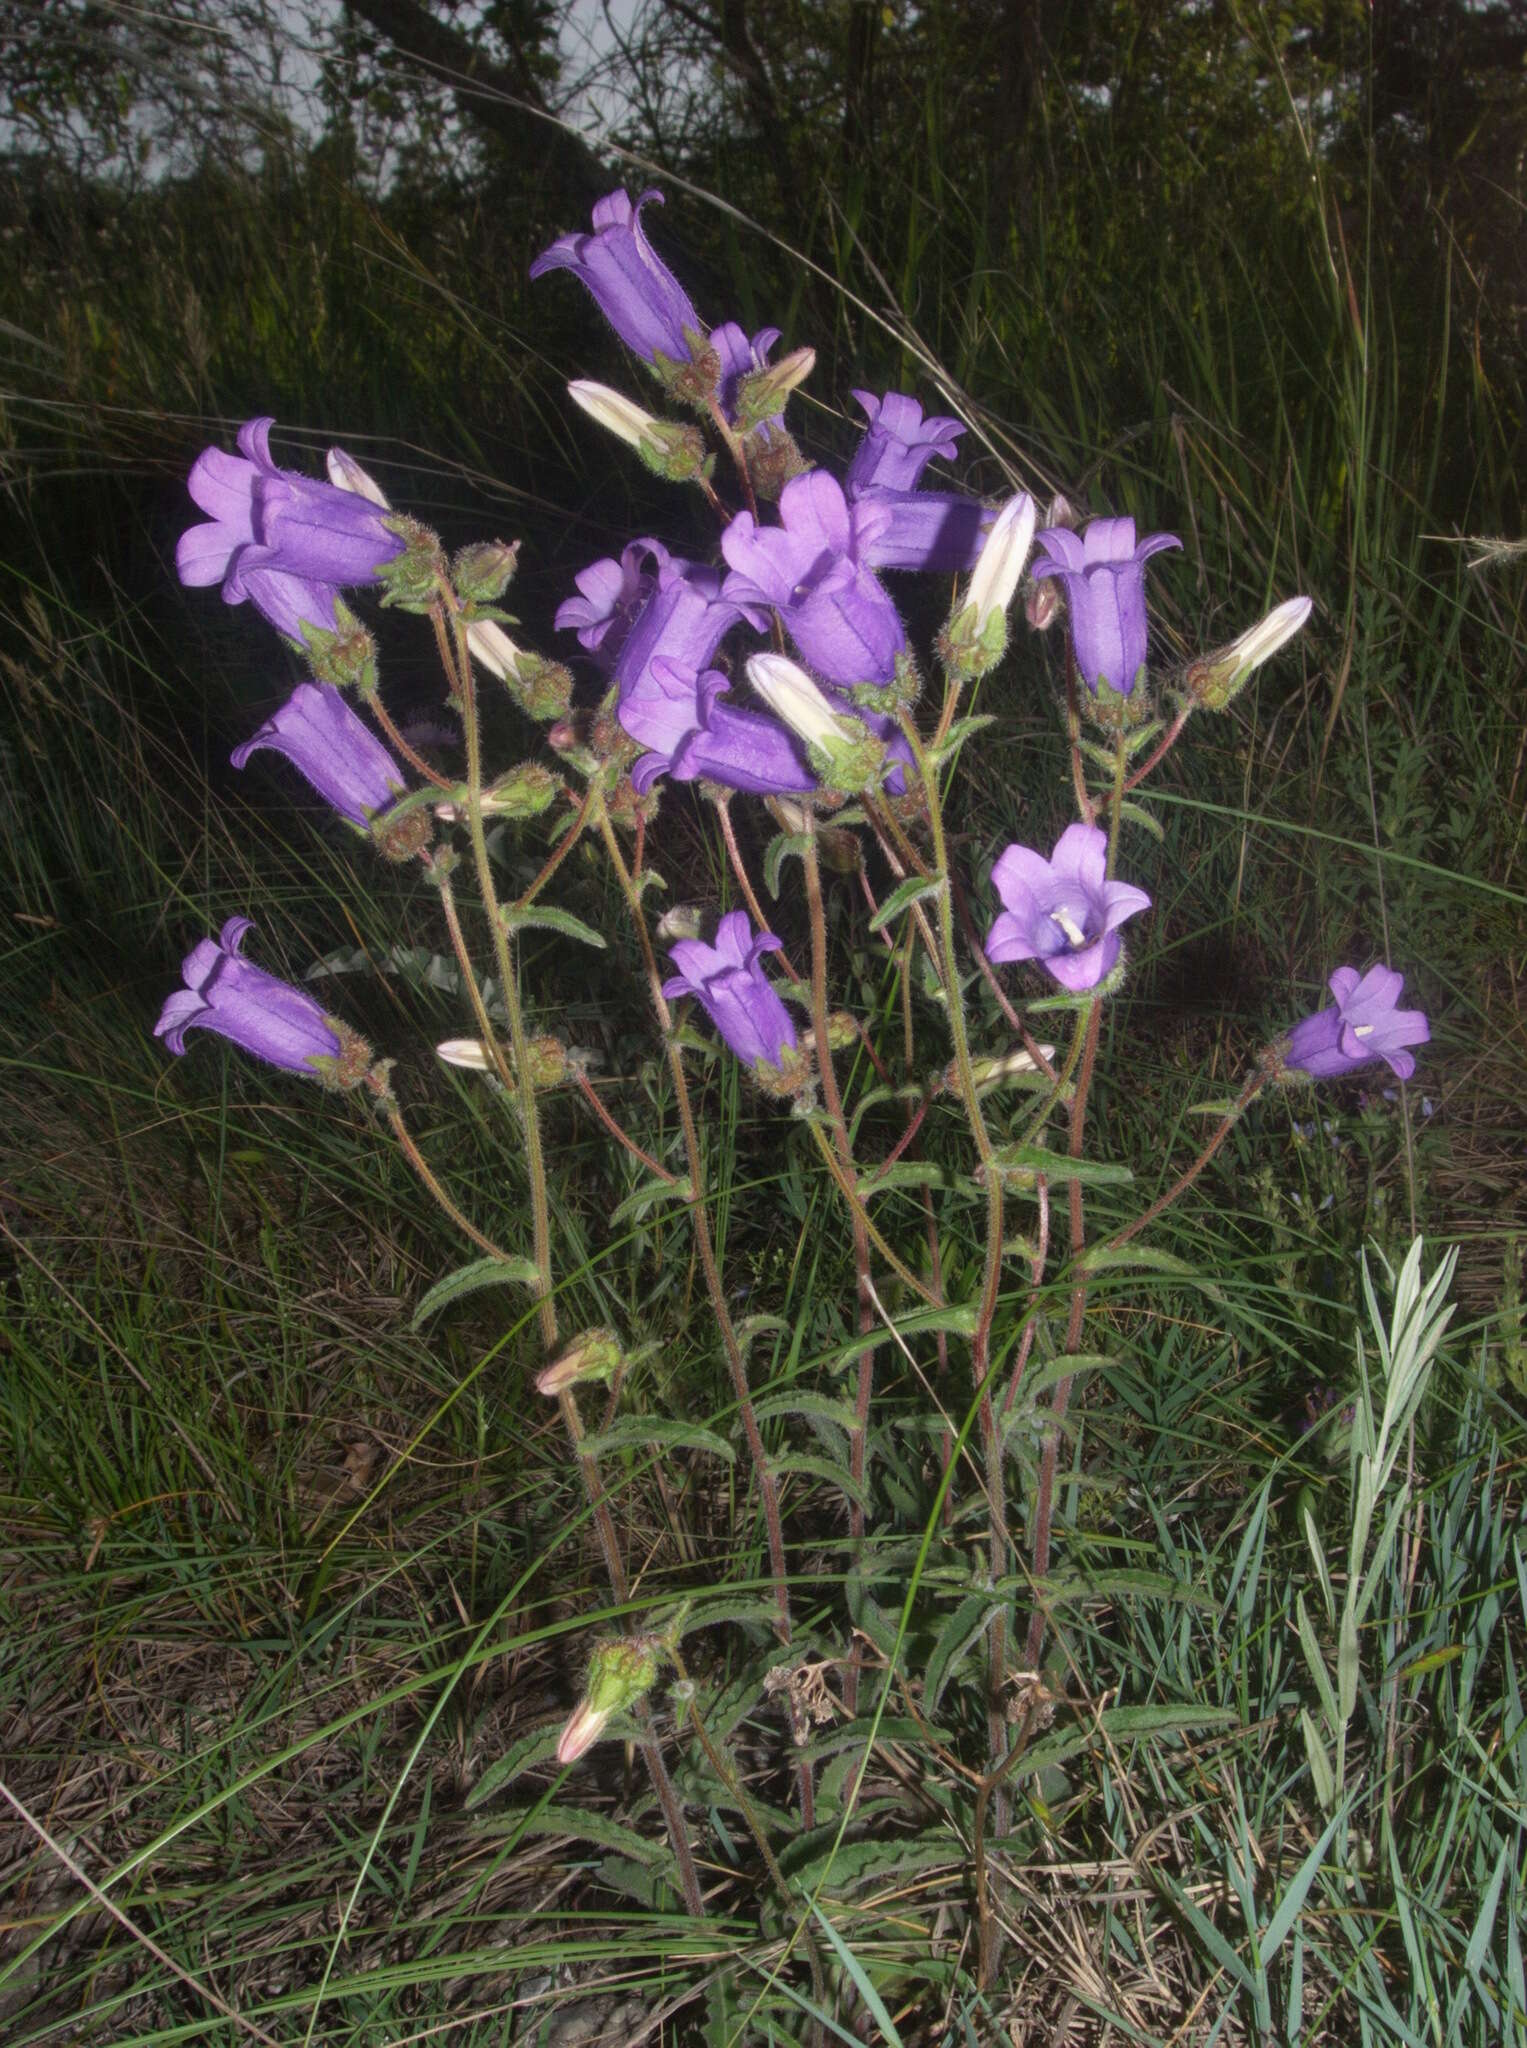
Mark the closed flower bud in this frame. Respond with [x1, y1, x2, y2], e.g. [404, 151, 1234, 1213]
[733, 345, 816, 431]
[325, 446, 391, 508]
[746, 652, 888, 791]
[566, 381, 707, 482]
[557, 1635, 662, 1765]
[743, 423, 810, 501]
[453, 540, 520, 606]
[536, 1327, 623, 1397]
[1185, 595, 1313, 711]
[523, 1035, 570, 1088]
[942, 494, 1037, 683]
[436, 1038, 492, 1070]
[1025, 579, 1061, 633]
[482, 762, 561, 820]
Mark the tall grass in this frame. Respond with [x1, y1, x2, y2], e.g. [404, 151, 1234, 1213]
[3, 26, 1525, 2043]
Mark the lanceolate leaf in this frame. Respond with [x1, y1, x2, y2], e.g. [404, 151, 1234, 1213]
[582, 1415, 735, 1464]
[867, 873, 945, 933]
[501, 902, 607, 948]
[411, 1254, 541, 1328]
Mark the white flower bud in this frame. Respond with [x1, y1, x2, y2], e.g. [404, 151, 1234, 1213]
[465, 618, 528, 683]
[1187, 595, 1313, 710]
[436, 1038, 492, 1070]
[567, 380, 663, 453]
[326, 447, 392, 508]
[965, 493, 1037, 633]
[745, 653, 854, 752]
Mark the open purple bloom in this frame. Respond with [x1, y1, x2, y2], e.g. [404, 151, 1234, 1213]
[987, 822, 1151, 992]
[1285, 965, 1430, 1081]
[663, 911, 798, 1072]
[854, 490, 994, 574]
[721, 470, 907, 688]
[623, 661, 815, 796]
[1030, 516, 1181, 696]
[555, 540, 662, 669]
[176, 418, 404, 642]
[232, 683, 405, 827]
[845, 392, 965, 494]
[613, 547, 757, 704]
[155, 916, 342, 1074]
[530, 189, 702, 368]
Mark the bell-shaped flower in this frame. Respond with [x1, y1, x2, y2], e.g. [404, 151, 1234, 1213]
[843, 390, 992, 574]
[613, 547, 756, 707]
[530, 188, 703, 370]
[1284, 965, 1429, 1082]
[176, 418, 405, 643]
[622, 660, 816, 796]
[555, 539, 661, 666]
[663, 911, 799, 1074]
[987, 822, 1152, 992]
[1030, 515, 1181, 696]
[232, 683, 406, 828]
[721, 470, 907, 688]
[155, 916, 353, 1077]
[845, 391, 966, 494]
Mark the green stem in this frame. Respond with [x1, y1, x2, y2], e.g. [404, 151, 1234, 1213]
[897, 705, 1010, 1764]
[381, 1096, 517, 1263]
[444, 602, 556, 1355]
[595, 799, 794, 1648]
[803, 820, 877, 1607]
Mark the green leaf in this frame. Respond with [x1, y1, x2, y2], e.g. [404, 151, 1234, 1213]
[771, 1451, 869, 1511]
[475, 1803, 668, 1867]
[928, 712, 996, 769]
[826, 1303, 978, 1375]
[1080, 1236, 1203, 1269]
[991, 1144, 1134, 1188]
[867, 873, 945, 932]
[808, 1903, 906, 2048]
[411, 1254, 541, 1328]
[1261, 1802, 1347, 1957]
[1295, 1591, 1341, 1735]
[1299, 1709, 1336, 1811]
[463, 1727, 560, 1810]
[582, 1415, 735, 1464]
[753, 1391, 861, 1436]
[763, 831, 811, 897]
[501, 902, 606, 948]
[1118, 798, 1164, 840]
[610, 1174, 692, 1228]
[924, 1593, 1000, 1717]
[1016, 1702, 1239, 1783]
[854, 1159, 953, 1199]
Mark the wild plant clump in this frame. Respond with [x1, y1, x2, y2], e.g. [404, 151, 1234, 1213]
[156, 183, 1442, 1999]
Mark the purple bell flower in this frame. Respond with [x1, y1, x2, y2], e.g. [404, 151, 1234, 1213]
[176, 418, 405, 642]
[842, 391, 994, 573]
[1030, 516, 1181, 696]
[623, 660, 815, 797]
[663, 911, 798, 1072]
[554, 540, 662, 669]
[986, 822, 1152, 992]
[1285, 965, 1430, 1082]
[845, 391, 965, 493]
[530, 188, 703, 368]
[612, 546, 757, 707]
[155, 916, 343, 1075]
[721, 470, 907, 688]
[232, 683, 406, 827]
